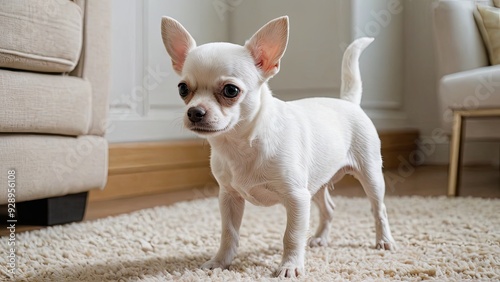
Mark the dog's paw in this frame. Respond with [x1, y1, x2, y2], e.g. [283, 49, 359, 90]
[200, 259, 228, 270]
[275, 263, 305, 278]
[308, 236, 328, 248]
[376, 240, 397, 251]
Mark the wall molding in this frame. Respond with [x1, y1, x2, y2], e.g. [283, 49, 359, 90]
[91, 129, 419, 202]
[416, 136, 499, 166]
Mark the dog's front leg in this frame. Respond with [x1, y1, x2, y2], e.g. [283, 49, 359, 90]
[277, 189, 311, 278]
[201, 186, 245, 270]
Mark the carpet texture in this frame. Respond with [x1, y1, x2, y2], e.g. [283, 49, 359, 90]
[1, 196, 499, 281]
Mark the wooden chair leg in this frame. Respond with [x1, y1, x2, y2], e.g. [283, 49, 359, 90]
[448, 112, 464, 197]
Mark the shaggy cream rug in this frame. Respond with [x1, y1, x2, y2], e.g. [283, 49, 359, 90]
[1, 196, 499, 281]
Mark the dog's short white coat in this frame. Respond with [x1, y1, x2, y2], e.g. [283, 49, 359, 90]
[161, 15, 396, 278]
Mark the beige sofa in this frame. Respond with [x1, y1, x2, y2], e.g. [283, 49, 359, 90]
[0, 0, 110, 224]
[433, 0, 500, 196]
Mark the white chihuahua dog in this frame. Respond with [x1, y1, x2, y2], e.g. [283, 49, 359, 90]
[161, 16, 395, 278]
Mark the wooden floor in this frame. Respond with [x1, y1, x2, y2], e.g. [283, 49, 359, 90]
[1, 165, 498, 235]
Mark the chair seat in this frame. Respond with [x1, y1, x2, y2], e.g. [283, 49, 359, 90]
[0, 0, 83, 73]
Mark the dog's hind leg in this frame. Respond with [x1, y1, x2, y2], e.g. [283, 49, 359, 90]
[308, 183, 335, 247]
[354, 163, 396, 250]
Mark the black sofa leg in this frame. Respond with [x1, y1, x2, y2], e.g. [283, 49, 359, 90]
[14, 192, 88, 226]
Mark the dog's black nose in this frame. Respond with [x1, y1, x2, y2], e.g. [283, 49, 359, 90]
[187, 106, 206, 122]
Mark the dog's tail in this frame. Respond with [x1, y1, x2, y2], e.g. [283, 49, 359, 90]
[340, 37, 374, 105]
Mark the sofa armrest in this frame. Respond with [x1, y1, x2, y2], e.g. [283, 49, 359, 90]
[71, 0, 111, 136]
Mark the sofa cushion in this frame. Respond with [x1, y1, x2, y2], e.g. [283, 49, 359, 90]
[474, 5, 500, 65]
[438, 65, 500, 139]
[0, 69, 91, 136]
[0, 0, 83, 73]
[0, 134, 108, 204]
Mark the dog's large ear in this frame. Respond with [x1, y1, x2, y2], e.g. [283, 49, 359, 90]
[161, 16, 196, 75]
[245, 16, 289, 79]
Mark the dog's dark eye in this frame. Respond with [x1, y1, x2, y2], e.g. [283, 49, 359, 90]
[178, 83, 189, 98]
[223, 84, 240, 98]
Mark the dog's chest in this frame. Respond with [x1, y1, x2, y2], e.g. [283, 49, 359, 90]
[236, 184, 280, 206]
[230, 162, 281, 206]
[214, 144, 281, 206]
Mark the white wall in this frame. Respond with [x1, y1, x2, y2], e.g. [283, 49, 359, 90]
[351, 0, 407, 128]
[229, 0, 349, 98]
[107, 0, 410, 144]
[229, 0, 408, 129]
[106, 0, 228, 142]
